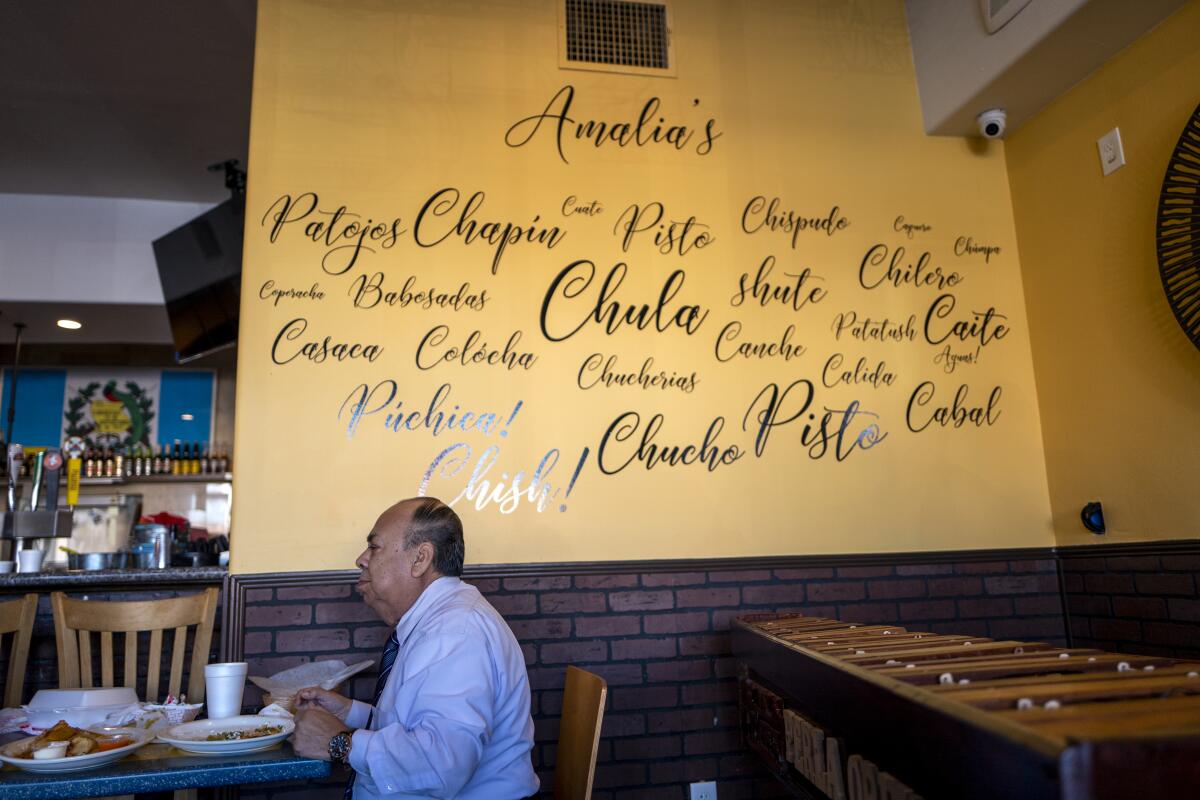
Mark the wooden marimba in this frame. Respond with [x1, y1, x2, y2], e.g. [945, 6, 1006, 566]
[733, 613, 1200, 800]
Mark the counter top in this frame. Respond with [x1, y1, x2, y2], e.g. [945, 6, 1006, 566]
[0, 565, 226, 590]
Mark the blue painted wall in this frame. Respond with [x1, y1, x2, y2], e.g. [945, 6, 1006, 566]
[0, 369, 68, 447]
[158, 371, 215, 448]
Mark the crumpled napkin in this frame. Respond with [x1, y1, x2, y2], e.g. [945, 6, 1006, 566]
[99, 703, 153, 726]
[258, 703, 294, 719]
[12, 702, 145, 735]
[101, 702, 201, 732]
[113, 709, 170, 732]
[0, 708, 27, 735]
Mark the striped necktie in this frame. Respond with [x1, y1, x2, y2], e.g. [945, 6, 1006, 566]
[345, 630, 400, 798]
[370, 631, 401, 717]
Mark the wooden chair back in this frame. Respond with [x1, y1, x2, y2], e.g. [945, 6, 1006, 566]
[0, 593, 38, 707]
[554, 665, 608, 800]
[50, 588, 218, 703]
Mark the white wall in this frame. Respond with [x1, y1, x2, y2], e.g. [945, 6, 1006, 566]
[0, 193, 213, 304]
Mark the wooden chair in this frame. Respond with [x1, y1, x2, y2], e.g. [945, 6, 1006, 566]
[554, 665, 607, 800]
[0, 593, 38, 707]
[50, 588, 218, 703]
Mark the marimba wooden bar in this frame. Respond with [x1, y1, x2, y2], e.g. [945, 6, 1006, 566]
[733, 613, 1200, 800]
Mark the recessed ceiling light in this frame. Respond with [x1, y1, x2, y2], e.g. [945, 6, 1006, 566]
[56, 319, 82, 330]
[180, 413, 195, 421]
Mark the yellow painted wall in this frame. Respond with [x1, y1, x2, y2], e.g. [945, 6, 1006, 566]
[231, 0, 1053, 574]
[1005, 2, 1200, 547]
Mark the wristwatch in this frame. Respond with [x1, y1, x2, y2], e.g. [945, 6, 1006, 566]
[328, 730, 352, 765]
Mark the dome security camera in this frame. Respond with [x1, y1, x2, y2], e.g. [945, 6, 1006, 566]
[977, 108, 1007, 139]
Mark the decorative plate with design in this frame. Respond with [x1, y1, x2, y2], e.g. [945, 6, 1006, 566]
[1156, 102, 1200, 351]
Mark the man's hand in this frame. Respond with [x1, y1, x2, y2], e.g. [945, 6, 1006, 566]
[292, 706, 348, 761]
[295, 686, 353, 722]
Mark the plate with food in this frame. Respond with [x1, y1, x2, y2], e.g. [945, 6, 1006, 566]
[157, 715, 294, 756]
[0, 721, 154, 773]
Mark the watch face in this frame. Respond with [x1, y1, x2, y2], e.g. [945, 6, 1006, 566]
[329, 731, 351, 763]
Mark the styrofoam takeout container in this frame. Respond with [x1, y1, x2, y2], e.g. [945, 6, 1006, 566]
[22, 687, 139, 729]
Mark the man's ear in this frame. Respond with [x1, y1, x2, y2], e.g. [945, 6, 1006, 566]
[411, 541, 435, 577]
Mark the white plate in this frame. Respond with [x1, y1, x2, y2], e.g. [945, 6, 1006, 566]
[0, 726, 154, 774]
[157, 716, 294, 756]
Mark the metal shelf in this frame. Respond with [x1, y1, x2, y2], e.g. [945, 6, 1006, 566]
[7, 473, 233, 487]
[79, 473, 233, 485]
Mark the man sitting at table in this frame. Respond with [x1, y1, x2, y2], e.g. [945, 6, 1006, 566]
[292, 497, 538, 799]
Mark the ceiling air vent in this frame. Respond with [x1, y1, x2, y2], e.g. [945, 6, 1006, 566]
[979, 0, 1034, 34]
[559, 0, 676, 77]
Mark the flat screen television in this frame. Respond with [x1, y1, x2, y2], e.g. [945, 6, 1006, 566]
[153, 196, 244, 363]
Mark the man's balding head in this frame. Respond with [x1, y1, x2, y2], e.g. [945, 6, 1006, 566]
[354, 497, 464, 624]
[395, 497, 464, 577]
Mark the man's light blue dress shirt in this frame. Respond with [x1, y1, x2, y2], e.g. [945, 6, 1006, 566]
[345, 577, 539, 799]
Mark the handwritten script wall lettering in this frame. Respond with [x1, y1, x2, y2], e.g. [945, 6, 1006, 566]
[249, 95, 1018, 515]
[504, 85, 722, 164]
[235, 3, 1052, 570]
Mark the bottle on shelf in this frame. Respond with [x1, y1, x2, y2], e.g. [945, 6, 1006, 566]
[162, 443, 172, 476]
[103, 447, 114, 478]
[190, 442, 201, 475]
[200, 442, 211, 474]
[170, 441, 181, 476]
[114, 446, 125, 478]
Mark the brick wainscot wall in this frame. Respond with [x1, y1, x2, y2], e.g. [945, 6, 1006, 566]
[223, 550, 1068, 800]
[1060, 542, 1200, 661]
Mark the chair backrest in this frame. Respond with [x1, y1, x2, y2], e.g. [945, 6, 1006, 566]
[554, 665, 608, 800]
[0, 593, 39, 707]
[50, 587, 218, 703]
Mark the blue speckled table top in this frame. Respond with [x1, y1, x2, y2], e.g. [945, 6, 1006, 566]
[0, 741, 331, 800]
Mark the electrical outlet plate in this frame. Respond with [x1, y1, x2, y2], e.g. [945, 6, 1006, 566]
[690, 781, 717, 800]
[1097, 127, 1125, 176]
